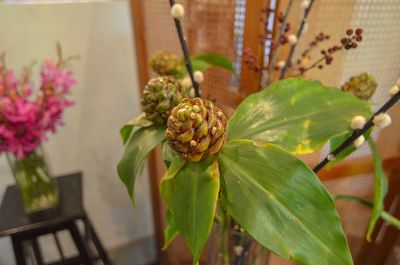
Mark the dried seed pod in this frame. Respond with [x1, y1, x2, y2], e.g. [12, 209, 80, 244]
[149, 51, 180, 76]
[141, 76, 188, 124]
[166, 97, 227, 161]
[341, 72, 377, 100]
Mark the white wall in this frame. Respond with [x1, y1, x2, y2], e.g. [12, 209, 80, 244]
[0, 2, 154, 264]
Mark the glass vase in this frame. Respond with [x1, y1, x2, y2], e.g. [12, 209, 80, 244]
[6, 148, 59, 214]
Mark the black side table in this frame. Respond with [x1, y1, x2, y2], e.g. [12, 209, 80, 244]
[0, 172, 112, 265]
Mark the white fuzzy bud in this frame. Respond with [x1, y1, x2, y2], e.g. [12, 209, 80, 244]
[171, 4, 185, 20]
[288, 34, 298, 45]
[351, 116, 367, 130]
[327, 154, 335, 161]
[193, 71, 204, 83]
[180, 76, 192, 89]
[353, 135, 365, 148]
[301, 0, 311, 10]
[302, 23, 309, 35]
[389, 85, 399, 96]
[277, 60, 286, 69]
[396, 78, 400, 88]
[373, 113, 392, 129]
[234, 246, 244, 256]
[189, 88, 195, 98]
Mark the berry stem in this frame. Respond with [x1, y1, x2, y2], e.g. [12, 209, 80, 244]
[168, 0, 201, 97]
[313, 90, 400, 173]
[279, 0, 316, 79]
[266, 0, 295, 86]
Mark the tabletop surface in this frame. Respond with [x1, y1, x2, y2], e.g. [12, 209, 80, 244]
[0, 172, 84, 237]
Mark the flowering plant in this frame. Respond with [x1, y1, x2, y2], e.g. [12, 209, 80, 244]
[118, 1, 400, 265]
[0, 45, 77, 159]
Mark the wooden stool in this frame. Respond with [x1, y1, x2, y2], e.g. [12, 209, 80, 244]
[0, 173, 112, 265]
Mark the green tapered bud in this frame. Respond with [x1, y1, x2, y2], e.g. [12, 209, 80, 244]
[141, 76, 189, 124]
[341, 72, 377, 100]
[166, 98, 227, 162]
[149, 51, 180, 76]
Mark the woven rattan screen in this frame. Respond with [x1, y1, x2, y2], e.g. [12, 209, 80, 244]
[141, 0, 246, 114]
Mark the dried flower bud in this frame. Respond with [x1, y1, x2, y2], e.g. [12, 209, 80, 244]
[166, 98, 227, 161]
[351, 115, 367, 130]
[353, 135, 365, 148]
[373, 113, 392, 129]
[141, 76, 188, 124]
[171, 3, 185, 20]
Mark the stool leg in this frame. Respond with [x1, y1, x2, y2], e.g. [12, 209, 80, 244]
[11, 236, 27, 265]
[84, 216, 112, 265]
[67, 221, 92, 265]
[32, 238, 44, 265]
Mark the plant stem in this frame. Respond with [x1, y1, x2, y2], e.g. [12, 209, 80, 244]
[313, 90, 400, 173]
[279, 0, 316, 79]
[266, 0, 295, 86]
[334, 195, 400, 230]
[168, 0, 200, 97]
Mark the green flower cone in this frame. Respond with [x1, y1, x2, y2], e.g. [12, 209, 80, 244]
[166, 98, 227, 161]
[149, 51, 180, 76]
[341, 72, 377, 100]
[141, 76, 189, 124]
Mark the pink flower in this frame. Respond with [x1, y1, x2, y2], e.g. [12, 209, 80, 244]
[0, 59, 77, 158]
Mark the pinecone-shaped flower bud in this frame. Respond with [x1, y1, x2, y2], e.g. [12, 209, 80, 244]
[141, 76, 188, 124]
[149, 51, 180, 76]
[341, 72, 377, 100]
[166, 98, 227, 161]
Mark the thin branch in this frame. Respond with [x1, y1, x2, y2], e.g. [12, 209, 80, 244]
[266, 0, 295, 86]
[168, 0, 200, 97]
[279, 0, 316, 79]
[313, 90, 400, 173]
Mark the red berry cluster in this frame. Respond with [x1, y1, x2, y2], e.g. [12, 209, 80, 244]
[341, 28, 363, 50]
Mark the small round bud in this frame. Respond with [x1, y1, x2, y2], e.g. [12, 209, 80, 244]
[351, 116, 367, 130]
[353, 135, 365, 148]
[346, 29, 353, 36]
[288, 34, 298, 45]
[396, 78, 400, 88]
[193, 71, 204, 83]
[301, 0, 310, 10]
[373, 113, 392, 129]
[302, 23, 309, 34]
[277, 60, 286, 69]
[170, 3, 185, 20]
[234, 246, 244, 256]
[327, 154, 335, 161]
[180, 76, 192, 89]
[388, 85, 399, 96]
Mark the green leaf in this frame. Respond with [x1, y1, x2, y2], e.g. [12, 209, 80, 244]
[367, 138, 388, 241]
[161, 141, 178, 167]
[117, 125, 165, 203]
[327, 128, 372, 168]
[161, 157, 220, 265]
[334, 195, 400, 230]
[227, 78, 371, 154]
[120, 112, 153, 144]
[163, 210, 179, 250]
[192, 53, 235, 73]
[219, 140, 353, 265]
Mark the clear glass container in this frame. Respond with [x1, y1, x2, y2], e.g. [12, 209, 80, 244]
[6, 147, 59, 214]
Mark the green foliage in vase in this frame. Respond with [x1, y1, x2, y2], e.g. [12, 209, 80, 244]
[118, 77, 376, 265]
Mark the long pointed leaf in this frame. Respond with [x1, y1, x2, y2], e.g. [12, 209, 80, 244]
[161, 157, 220, 265]
[227, 78, 371, 154]
[120, 112, 154, 144]
[163, 210, 180, 250]
[117, 125, 165, 203]
[219, 140, 353, 265]
[367, 138, 388, 240]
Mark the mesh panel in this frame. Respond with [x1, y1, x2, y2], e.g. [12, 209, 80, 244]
[142, 0, 245, 112]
